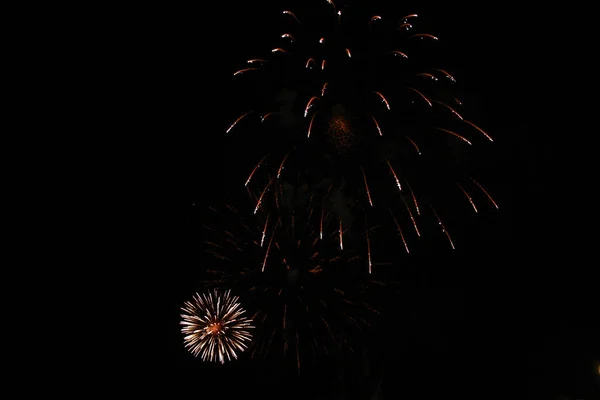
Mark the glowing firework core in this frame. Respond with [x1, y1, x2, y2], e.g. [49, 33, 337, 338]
[326, 105, 357, 153]
[181, 289, 254, 363]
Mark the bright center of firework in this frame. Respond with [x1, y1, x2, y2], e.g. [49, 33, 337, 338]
[207, 321, 224, 335]
[326, 104, 357, 154]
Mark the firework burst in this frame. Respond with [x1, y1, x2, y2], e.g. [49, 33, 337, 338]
[224, 0, 499, 269]
[197, 185, 383, 372]
[181, 289, 254, 363]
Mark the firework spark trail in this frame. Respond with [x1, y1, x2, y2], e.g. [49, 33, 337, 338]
[360, 166, 374, 206]
[406, 181, 420, 215]
[435, 100, 463, 120]
[304, 96, 319, 117]
[405, 136, 422, 155]
[409, 33, 438, 41]
[307, 114, 316, 137]
[386, 159, 402, 191]
[320, 208, 324, 239]
[262, 226, 276, 272]
[389, 50, 408, 58]
[429, 204, 455, 249]
[339, 220, 343, 250]
[282, 10, 300, 24]
[371, 115, 383, 136]
[181, 289, 254, 363]
[469, 176, 499, 209]
[246, 154, 268, 187]
[254, 177, 274, 214]
[281, 33, 296, 42]
[402, 196, 421, 237]
[226, 111, 252, 134]
[389, 209, 410, 253]
[416, 72, 438, 81]
[373, 91, 391, 110]
[465, 120, 494, 142]
[407, 87, 432, 106]
[457, 182, 478, 213]
[277, 148, 294, 178]
[261, 214, 270, 246]
[321, 82, 328, 96]
[432, 68, 456, 82]
[233, 68, 259, 76]
[435, 127, 472, 145]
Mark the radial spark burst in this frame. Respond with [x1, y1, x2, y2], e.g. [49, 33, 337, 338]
[224, 0, 499, 265]
[181, 289, 254, 363]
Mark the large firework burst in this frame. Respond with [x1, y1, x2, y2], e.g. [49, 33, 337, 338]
[181, 289, 254, 363]
[197, 184, 383, 372]
[224, 0, 499, 267]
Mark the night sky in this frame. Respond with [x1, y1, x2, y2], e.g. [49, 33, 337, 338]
[142, 1, 598, 398]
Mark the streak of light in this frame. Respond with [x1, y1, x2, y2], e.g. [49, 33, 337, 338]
[261, 214, 270, 247]
[469, 176, 499, 209]
[407, 87, 432, 106]
[385, 159, 402, 191]
[389, 209, 410, 253]
[405, 136, 421, 155]
[371, 115, 382, 136]
[429, 204, 455, 249]
[435, 127, 472, 145]
[465, 120, 494, 142]
[457, 182, 478, 213]
[245, 154, 268, 186]
[360, 166, 374, 206]
[233, 68, 259, 76]
[226, 111, 252, 134]
[373, 91, 391, 110]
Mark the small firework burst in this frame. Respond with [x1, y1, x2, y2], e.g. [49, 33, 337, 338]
[181, 289, 254, 363]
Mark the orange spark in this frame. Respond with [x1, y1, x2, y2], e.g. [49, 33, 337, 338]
[405, 136, 422, 155]
[226, 111, 252, 134]
[254, 178, 274, 214]
[465, 120, 494, 142]
[406, 180, 420, 215]
[389, 209, 410, 253]
[304, 96, 319, 117]
[390, 50, 408, 58]
[407, 87, 432, 106]
[429, 205, 455, 249]
[339, 220, 343, 250]
[260, 215, 270, 247]
[373, 91, 391, 110]
[385, 159, 402, 191]
[457, 182, 478, 213]
[307, 114, 316, 137]
[435, 101, 464, 120]
[435, 127, 472, 145]
[416, 72, 438, 81]
[371, 115, 382, 136]
[233, 68, 259, 76]
[402, 196, 420, 237]
[432, 68, 456, 82]
[262, 227, 275, 271]
[360, 166, 374, 206]
[409, 33, 438, 40]
[469, 176, 499, 209]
